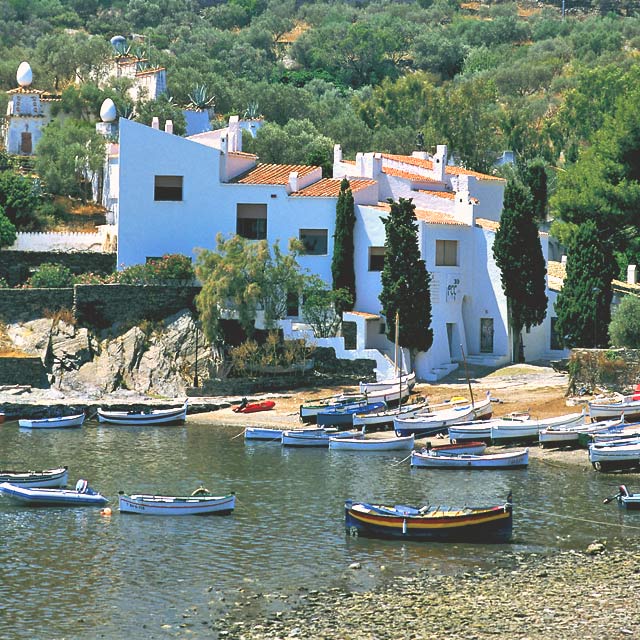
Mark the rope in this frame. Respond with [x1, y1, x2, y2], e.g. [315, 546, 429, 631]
[518, 505, 640, 530]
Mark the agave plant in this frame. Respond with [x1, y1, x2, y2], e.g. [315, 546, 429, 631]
[243, 101, 261, 119]
[187, 84, 215, 111]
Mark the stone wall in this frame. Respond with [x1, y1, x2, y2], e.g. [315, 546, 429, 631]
[0, 288, 74, 322]
[567, 348, 640, 394]
[0, 356, 48, 387]
[74, 284, 201, 328]
[0, 250, 116, 286]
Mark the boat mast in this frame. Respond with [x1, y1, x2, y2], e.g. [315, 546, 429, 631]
[460, 343, 475, 407]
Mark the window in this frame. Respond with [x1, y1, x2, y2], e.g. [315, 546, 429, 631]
[369, 247, 385, 271]
[286, 291, 299, 317]
[237, 203, 267, 240]
[299, 229, 328, 255]
[550, 317, 562, 350]
[154, 175, 183, 201]
[435, 240, 458, 266]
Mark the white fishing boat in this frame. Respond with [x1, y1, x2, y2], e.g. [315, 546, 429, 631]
[328, 434, 414, 451]
[589, 440, 640, 472]
[299, 394, 367, 423]
[119, 489, 235, 516]
[394, 392, 493, 438]
[97, 401, 188, 426]
[490, 410, 586, 444]
[0, 466, 68, 488]
[281, 427, 364, 447]
[244, 426, 325, 441]
[18, 413, 85, 429]
[588, 394, 640, 421]
[421, 441, 487, 456]
[410, 448, 529, 469]
[360, 370, 416, 395]
[0, 479, 108, 506]
[590, 423, 640, 443]
[352, 399, 428, 431]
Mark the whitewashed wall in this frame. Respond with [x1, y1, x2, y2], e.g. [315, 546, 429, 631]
[9, 225, 116, 252]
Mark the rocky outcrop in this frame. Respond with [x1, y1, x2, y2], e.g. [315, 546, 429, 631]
[6, 310, 210, 397]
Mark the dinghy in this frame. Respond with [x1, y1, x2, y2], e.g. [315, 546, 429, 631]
[0, 466, 68, 488]
[316, 401, 386, 428]
[344, 493, 513, 542]
[119, 488, 235, 516]
[328, 434, 414, 451]
[0, 479, 108, 506]
[589, 440, 640, 472]
[300, 394, 367, 424]
[604, 484, 640, 510]
[18, 413, 85, 429]
[97, 401, 188, 426]
[410, 448, 529, 469]
[281, 427, 364, 447]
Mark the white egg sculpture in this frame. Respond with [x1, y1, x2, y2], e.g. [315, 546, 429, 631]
[100, 98, 117, 123]
[16, 61, 33, 87]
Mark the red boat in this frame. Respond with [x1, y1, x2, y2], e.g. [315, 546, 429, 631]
[232, 399, 276, 414]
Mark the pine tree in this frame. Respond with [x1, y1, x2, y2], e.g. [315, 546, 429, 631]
[493, 179, 548, 362]
[554, 221, 617, 348]
[379, 197, 432, 364]
[331, 178, 356, 314]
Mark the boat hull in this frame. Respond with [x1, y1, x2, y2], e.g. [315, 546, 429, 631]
[328, 434, 414, 451]
[345, 500, 512, 543]
[233, 400, 275, 414]
[119, 493, 235, 516]
[316, 402, 386, 428]
[0, 467, 68, 488]
[97, 402, 187, 426]
[244, 427, 286, 441]
[282, 428, 363, 447]
[0, 482, 108, 506]
[410, 449, 529, 469]
[18, 414, 85, 429]
[589, 442, 640, 472]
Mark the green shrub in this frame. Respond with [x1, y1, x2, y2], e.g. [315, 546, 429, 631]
[27, 263, 74, 288]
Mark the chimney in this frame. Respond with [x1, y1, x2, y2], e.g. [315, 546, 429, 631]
[355, 152, 365, 177]
[164, 119, 173, 134]
[363, 152, 382, 178]
[228, 115, 240, 152]
[333, 144, 343, 165]
[289, 171, 299, 193]
[433, 144, 447, 182]
[628, 264, 637, 284]
[151, 116, 159, 130]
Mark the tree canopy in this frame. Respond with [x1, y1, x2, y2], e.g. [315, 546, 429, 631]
[331, 178, 356, 315]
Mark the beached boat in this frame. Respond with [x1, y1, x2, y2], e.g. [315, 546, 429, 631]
[394, 392, 493, 438]
[359, 370, 416, 395]
[300, 394, 366, 424]
[589, 394, 640, 422]
[118, 488, 235, 516]
[423, 441, 487, 456]
[410, 448, 529, 469]
[0, 466, 68, 488]
[316, 401, 386, 428]
[328, 434, 414, 451]
[489, 410, 586, 444]
[539, 416, 623, 448]
[18, 413, 85, 429]
[0, 479, 108, 506]
[97, 401, 188, 426]
[281, 427, 364, 447]
[589, 440, 640, 472]
[344, 493, 513, 542]
[232, 399, 276, 414]
[244, 426, 329, 441]
[604, 484, 640, 510]
[588, 422, 640, 444]
[352, 399, 428, 431]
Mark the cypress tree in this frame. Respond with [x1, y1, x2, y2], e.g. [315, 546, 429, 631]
[331, 178, 356, 314]
[493, 179, 548, 362]
[379, 197, 432, 365]
[554, 221, 616, 348]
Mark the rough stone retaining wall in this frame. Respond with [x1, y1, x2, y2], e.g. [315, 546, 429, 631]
[568, 347, 640, 393]
[74, 284, 201, 328]
[0, 288, 74, 322]
[0, 357, 48, 388]
[0, 250, 116, 286]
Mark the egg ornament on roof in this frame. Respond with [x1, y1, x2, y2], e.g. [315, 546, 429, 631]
[100, 98, 117, 123]
[16, 61, 33, 87]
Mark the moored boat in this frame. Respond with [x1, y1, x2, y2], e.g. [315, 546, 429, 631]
[604, 484, 640, 510]
[282, 427, 364, 447]
[316, 401, 386, 428]
[589, 394, 640, 422]
[344, 493, 513, 542]
[589, 440, 640, 472]
[539, 416, 623, 448]
[299, 394, 367, 424]
[328, 434, 414, 451]
[422, 441, 487, 456]
[97, 401, 188, 426]
[118, 488, 235, 516]
[0, 479, 108, 506]
[18, 413, 85, 429]
[359, 371, 416, 395]
[0, 466, 68, 488]
[410, 448, 529, 469]
[352, 399, 428, 431]
[489, 410, 585, 445]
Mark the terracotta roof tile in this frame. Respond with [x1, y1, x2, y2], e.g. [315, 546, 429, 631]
[414, 209, 468, 225]
[291, 178, 376, 197]
[233, 163, 319, 185]
[418, 189, 456, 200]
[345, 310, 380, 320]
[383, 167, 440, 182]
[446, 165, 505, 182]
[382, 153, 504, 182]
[547, 260, 640, 295]
[228, 150, 257, 159]
[475, 218, 500, 231]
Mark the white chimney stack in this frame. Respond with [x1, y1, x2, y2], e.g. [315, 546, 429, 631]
[289, 171, 299, 193]
[561, 255, 567, 267]
[164, 119, 173, 134]
[151, 116, 159, 130]
[627, 264, 637, 284]
[433, 144, 447, 182]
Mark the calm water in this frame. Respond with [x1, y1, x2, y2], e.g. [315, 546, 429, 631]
[1, 419, 639, 639]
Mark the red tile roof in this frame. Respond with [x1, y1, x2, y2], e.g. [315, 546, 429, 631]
[419, 189, 456, 200]
[382, 153, 505, 182]
[382, 167, 440, 182]
[366, 203, 467, 226]
[475, 218, 500, 231]
[233, 163, 319, 185]
[291, 178, 377, 197]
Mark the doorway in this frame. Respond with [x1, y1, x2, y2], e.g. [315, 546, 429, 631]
[480, 318, 494, 353]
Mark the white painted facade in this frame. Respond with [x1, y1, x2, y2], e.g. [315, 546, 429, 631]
[9, 225, 116, 253]
[111, 118, 568, 380]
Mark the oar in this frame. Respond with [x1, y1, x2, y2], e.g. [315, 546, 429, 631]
[230, 430, 246, 440]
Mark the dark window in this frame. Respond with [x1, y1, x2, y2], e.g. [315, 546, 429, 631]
[299, 229, 328, 255]
[237, 203, 267, 240]
[435, 240, 458, 266]
[145, 256, 162, 263]
[369, 247, 385, 271]
[154, 175, 183, 201]
[550, 317, 562, 350]
[286, 291, 299, 316]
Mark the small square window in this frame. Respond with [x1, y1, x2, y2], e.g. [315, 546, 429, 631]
[237, 203, 267, 240]
[299, 229, 328, 255]
[154, 175, 183, 201]
[369, 247, 385, 271]
[436, 240, 458, 266]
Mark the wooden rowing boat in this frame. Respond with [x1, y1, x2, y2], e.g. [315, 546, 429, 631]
[118, 489, 235, 516]
[344, 493, 513, 542]
[97, 401, 188, 426]
[0, 466, 68, 488]
[328, 434, 415, 451]
[281, 427, 364, 447]
[18, 414, 85, 429]
[410, 448, 529, 469]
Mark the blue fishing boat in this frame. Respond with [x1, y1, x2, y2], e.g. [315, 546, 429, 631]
[316, 401, 386, 427]
[345, 492, 513, 543]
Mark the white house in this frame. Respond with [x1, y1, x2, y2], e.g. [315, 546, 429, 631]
[108, 116, 568, 380]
